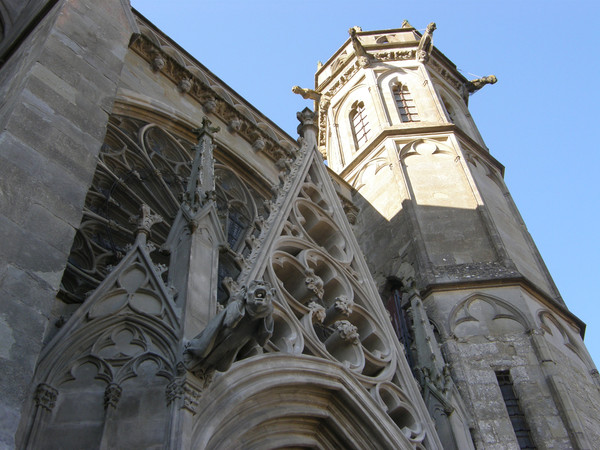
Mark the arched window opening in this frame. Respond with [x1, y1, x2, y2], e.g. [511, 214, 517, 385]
[349, 100, 371, 149]
[393, 84, 419, 122]
[214, 165, 260, 252]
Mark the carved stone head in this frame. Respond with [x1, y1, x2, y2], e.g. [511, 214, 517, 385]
[245, 280, 274, 319]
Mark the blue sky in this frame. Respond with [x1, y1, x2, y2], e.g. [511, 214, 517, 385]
[131, 0, 600, 366]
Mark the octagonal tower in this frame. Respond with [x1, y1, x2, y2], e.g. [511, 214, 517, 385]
[308, 22, 600, 449]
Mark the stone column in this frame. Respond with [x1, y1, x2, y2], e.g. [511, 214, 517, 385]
[22, 383, 58, 449]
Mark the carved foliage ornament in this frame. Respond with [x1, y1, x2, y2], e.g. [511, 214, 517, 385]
[34, 383, 58, 412]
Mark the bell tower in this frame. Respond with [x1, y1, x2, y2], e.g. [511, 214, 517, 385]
[298, 22, 600, 449]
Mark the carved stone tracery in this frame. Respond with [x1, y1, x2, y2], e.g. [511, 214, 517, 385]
[59, 116, 266, 308]
[265, 155, 395, 380]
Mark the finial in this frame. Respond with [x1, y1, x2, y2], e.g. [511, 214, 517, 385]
[402, 19, 413, 29]
[130, 204, 164, 242]
[184, 118, 219, 211]
[296, 107, 317, 138]
[192, 117, 220, 138]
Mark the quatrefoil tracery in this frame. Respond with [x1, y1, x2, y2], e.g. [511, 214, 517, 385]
[267, 191, 394, 379]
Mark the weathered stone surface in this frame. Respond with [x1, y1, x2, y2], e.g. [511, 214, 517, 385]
[0, 0, 137, 446]
[0, 136, 88, 230]
[1, 4, 598, 450]
[5, 103, 100, 182]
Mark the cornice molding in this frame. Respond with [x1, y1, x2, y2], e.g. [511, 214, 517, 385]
[130, 13, 299, 162]
[337, 124, 503, 180]
[421, 277, 585, 338]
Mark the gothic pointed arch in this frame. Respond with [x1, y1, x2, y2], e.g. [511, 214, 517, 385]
[24, 227, 179, 449]
[398, 138, 454, 161]
[332, 80, 373, 160]
[449, 293, 530, 339]
[191, 355, 427, 449]
[537, 309, 594, 368]
[265, 151, 400, 380]
[433, 81, 484, 143]
[347, 155, 391, 192]
[465, 151, 505, 191]
[377, 68, 424, 125]
[177, 113, 440, 447]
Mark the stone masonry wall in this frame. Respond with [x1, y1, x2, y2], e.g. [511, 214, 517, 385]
[0, 1, 136, 446]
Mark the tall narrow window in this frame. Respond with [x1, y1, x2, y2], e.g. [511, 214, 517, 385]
[393, 84, 420, 122]
[385, 289, 415, 369]
[350, 101, 371, 148]
[496, 370, 536, 449]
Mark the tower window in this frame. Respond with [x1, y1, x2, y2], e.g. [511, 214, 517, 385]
[385, 289, 415, 369]
[495, 370, 536, 449]
[350, 101, 371, 148]
[393, 84, 420, 122]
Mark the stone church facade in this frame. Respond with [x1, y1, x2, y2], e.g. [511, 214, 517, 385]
[1, 1, 599, 448]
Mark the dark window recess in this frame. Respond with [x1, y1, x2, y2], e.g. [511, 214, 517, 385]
[227, 211, 248, 249]
[495, 370, 536, 449]
[385, 289, 415, 368]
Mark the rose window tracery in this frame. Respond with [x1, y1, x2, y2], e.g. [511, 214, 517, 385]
[59, 115, 265, 307]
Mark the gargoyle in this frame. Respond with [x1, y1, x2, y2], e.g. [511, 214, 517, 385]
[417, 22, 436, 62]
[349, 26, 373, 67]
[184, 280, 274, 373]
[466, 75, 497, 93]
[292, 86, 321, 101]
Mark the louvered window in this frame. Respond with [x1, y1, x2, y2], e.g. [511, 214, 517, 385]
[393, 84, 419, 122]
[350, 101, 370, 148]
